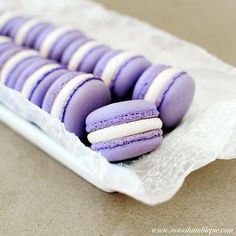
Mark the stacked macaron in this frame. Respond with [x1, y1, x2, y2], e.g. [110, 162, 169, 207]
[0, 36, 111, 141]
[86, 100, 163, 162]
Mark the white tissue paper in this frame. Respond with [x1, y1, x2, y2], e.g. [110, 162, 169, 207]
[0, 0, 236, 206]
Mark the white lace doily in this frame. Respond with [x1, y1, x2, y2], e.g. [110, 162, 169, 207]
[0, 0, 235, 205]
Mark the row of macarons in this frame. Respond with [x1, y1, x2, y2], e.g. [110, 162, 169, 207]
[0, 36, 163, 161]
[0, 33, 195, 130]
[0, 11, 148, 99]
[0, 11, 195, 127]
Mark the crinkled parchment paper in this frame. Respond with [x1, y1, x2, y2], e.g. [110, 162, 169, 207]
[0, 0, 236, 205]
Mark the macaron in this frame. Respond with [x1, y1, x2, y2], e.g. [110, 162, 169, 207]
[93, 50, 151, 100]
[0, 48, 39, 86]
[13, 58, 57, 91]
[61, 38, 110, 73]
[42, 71, 79, 113]
[0, 16, 28, 38]
[5, 56, 41, 88]
[132, 65, 195, 128]
[33, 24, 56, 50]
[0, 45, 22, 70]
[17, 21, 53, 48]
[14, 18, 43, 45]
[39, 27, 85, 60]
[19, 62, 63, 103]
[42, 72, 111, 141]
[86, 100, 163, 162]
[0, 11, 20, 34]
[29, 68, 68, 107]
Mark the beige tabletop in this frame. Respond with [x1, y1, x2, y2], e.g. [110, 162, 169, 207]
[0, 1, 236, 235]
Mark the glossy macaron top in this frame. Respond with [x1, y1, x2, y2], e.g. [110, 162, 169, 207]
[86, 100, 160, 132]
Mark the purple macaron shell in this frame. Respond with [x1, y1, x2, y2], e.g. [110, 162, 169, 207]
[78, 45, 111, 73]
[30, 68, 67, 107]
[94, 50, 151, 100]
[91, 129, 163, 162]
[0, 42, 14, 53]
[112, 56, 151, 100]
[33, 24, 56, 51]
[1, 16, 27, 38]
[132, 64, 170, 99]
[60, 37, 89, 65]
[23, 22, 53, 47]
[93, 50, 121, 77]
[14, 58, 53, 91]
[27, 65, 63, 100]
[5, 56, 40, 88]
[63, 78, 111, 141]
[0, 46, 22, 69]
[49, 30, 85, 61]
[0, 15, 18, 34]
[86, 100, 159, 132]
[42, 71, 79, 113]
[9, 17, 29, 39]
[132, 65, 195, 128]
[158, 72, 195, 128]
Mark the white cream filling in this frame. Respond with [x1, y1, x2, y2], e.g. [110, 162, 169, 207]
[144, 67, 181, 103]
[50, 73, 94, 119]
[40, 27, 72, 57]
[0, 35, 11, 44]
[67, 41, 101, 71]
[87, 117, 162, 144]
[0, 50, 38, 84]
[100, 51, 138, 86]
[21, 64, 59, 98]
[0, 11, 19, 29]
[14, 19, 41, 45]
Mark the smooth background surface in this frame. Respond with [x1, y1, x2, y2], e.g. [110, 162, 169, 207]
[0, 1, 236, 235]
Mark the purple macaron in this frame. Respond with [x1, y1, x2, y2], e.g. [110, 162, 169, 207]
[86, 100, 163, 162]
[0, 16, 28, 38]
[0, 46, 22, 70]
[23, 22, 54, 48]
[93, 50, 151, 100]
[61, 38, 110, 73]
[42, 71, 79, 113]
[5, 56, 41, 88]
[13, 58, 55, 91]
[33, 24, 56, 50]
[42, 72, 111, 141]
[47, 30, 85, 61]
[132, 65, 195, 128]
[29, 68, 68, 107]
